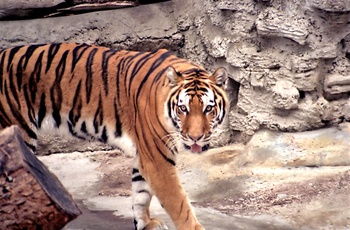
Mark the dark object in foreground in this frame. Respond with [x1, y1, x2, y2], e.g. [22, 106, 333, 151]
[0, 126, 81, 229]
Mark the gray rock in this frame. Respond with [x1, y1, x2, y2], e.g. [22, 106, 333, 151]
[271, 80, 299, 110]
[256, 8, 310, 45]
[324, 73, 350, 94]
[307, 0, 350, 12]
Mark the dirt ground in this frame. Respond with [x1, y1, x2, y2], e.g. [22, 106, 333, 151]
[38, 124, 350, 230]
[39, 149, 349, 230]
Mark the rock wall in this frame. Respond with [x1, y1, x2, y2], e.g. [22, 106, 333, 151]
[179, 0, 350, 143]
[1, 0, 350, 145]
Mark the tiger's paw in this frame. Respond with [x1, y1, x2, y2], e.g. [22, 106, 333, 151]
[135, 218, 168, 230]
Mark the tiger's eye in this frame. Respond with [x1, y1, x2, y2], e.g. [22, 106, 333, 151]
[205, 105, 213, 112]
[179, 105, 187, 113]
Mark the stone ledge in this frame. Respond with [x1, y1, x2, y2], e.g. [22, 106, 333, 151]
[256, 8, 310, 45]
[324, 73, 350, 94]
[307, 0, 350, 12]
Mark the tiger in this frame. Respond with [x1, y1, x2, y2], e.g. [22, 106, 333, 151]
[0, 43, 228, 230]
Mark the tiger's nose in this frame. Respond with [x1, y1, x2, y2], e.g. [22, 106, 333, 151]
[188, 134, 204, 141]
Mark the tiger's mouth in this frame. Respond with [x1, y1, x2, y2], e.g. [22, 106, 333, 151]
[184, 143, 209, 153]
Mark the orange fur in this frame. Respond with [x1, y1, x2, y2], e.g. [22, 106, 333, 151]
[0, 43, 228, 230]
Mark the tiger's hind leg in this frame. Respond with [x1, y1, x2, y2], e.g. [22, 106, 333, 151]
[132, 159, 168, 230]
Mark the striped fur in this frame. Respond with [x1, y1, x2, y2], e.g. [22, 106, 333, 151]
[0, 43, 228, 230]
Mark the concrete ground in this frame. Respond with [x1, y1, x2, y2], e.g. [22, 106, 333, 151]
[39, 123, 350, 230]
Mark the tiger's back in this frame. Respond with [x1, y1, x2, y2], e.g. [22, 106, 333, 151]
[0, 43, 229, 230]
[0, 43, 183, 154]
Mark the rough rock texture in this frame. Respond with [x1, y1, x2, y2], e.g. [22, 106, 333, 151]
[1, 0, 350, 144]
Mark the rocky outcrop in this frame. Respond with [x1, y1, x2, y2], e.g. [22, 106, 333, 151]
[256, 8, 310, 45]
[188, 0, 350, 142]
[0, 0, 350, 145]
[324, 74, 350, 94]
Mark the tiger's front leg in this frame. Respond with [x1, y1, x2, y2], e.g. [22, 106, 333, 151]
[134, 153, 204, 230]
[132, 158, 168, 230]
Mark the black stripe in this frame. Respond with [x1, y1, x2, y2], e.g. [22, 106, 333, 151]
[100, 126, 108, 143]
[167, 90, 177, 118]
[123, 52, 146, 97]
[50, 50, 69, 127]
[6, 46, 21, 72]
[147, 80, 178, 157]
[133, 219, 138, 230]
[81, 121, 88, 134]
[14, 44, 45, 91]
[46, 44, 61, 73]
[132, 175, 145, 182]
[16, 55, 25, 92]
[4, 83, 37, 140]
[153, 59, 189, 83]
[113, 97, 122, 137]
[0, 101, 12, 127]
[93, 94, 103, 134]
[115, 56, 124, 101]
[156, 143, 176, 166]
[31, 50, 44, 83]
[25, 142, 36, 152]
[56, 50, 68, 79]
[68, 80, 82, 126]
[135, 51, 173, 101]
[212, 87, 226, 124]
[127, 51, 157, 97]
[101, 49, 117, 96]
[71, 43, 90, 72]
[115, 53, 133, 110]
[23, 84, 37, 128]
[37, 93, 46, 128]
[182, 68, 206, 75]
[8, 65, 21, 110]
[218, 102, 225, 125]
[29, 50, 44, 103]
[137, 189, 151, 195]
[67, 121, 78, 136]
[152, 82, 178, 155]
[0, 51, 6, 93]
[23, 44, 45, 69]
[132, 168, 139, 174]
[136, 111, 176, 167]
[86, 48, 98, 103]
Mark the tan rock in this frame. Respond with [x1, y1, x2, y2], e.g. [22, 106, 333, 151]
[271, 80, 299, 110]
[307, 0, 350, 12]
[256, 8, 310, 45]
[242, 122, 350, 167]
[324, 73, 350, 94]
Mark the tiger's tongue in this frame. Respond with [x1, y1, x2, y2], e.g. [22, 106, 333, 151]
[191, 144, 202, 153]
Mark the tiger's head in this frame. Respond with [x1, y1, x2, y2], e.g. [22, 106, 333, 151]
[165, 65, 228, 153]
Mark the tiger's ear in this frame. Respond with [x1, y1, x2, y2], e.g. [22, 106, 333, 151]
[210, 67, 228, 88]
[166, 66, 182, 87]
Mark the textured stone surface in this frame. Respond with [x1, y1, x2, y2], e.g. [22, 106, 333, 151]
[271, 80, 299, 110]
[324, 73, 350, 94]
[256, 8, 310, 45]
[307, 0, 350, 12]
[1, 0, 350, 144]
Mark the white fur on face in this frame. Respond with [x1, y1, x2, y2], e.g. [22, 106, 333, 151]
[178, 89, 190, 112]
[201, 89, 215, 112]
[177, 88, 216, 113]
